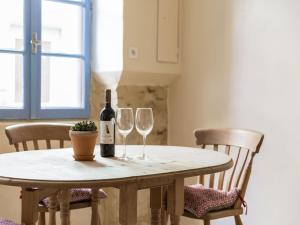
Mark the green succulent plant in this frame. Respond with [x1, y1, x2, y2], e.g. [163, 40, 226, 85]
[71, 121, 97, 132]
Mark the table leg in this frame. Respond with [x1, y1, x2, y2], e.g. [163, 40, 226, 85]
[150, 187, 162, 225]
[91, 188, 101, 225]
[119, 183, 138, 225]
[21, 188, 39, 225]
[48, 193, 58, 225]
[59, 189, 71, 225]
[167, 178, 184, 225]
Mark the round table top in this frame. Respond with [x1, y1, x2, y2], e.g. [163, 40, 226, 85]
[0, 145, 232, 188]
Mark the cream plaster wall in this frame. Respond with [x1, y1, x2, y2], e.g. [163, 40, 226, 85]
[123, 0, 180, 75]
[169, 0, 300, 225]
[122, 0, 181, 86]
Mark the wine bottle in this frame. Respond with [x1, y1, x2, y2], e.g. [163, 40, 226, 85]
[100, 89, 115, 157]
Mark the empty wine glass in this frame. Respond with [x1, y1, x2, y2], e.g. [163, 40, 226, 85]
[135, 108, 154, 160]
[116, 108, 134, 159]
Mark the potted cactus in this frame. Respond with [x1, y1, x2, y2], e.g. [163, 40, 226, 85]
[69, 121, 98, 161]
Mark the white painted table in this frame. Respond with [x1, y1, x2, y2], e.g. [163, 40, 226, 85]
[0, 145, 232, 225]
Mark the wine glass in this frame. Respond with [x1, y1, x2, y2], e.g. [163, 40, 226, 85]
[135, 108, 154, 160]
[116, 108, 134, 159]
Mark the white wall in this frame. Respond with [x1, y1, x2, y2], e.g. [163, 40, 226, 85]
[169, 0, 300, 225]
[123, 0, 180, 76]
[121, 0, 181, 86]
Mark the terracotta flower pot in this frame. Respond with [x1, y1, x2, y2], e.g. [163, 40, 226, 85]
[69, 130, 98, 161]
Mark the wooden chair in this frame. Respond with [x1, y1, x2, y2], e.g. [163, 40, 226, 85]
[5, 123, 106, 225]
[168, 128, 264, 225]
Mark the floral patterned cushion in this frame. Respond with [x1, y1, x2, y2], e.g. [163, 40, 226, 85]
[184, 184, 239, 218]
[42, 188, 107, 207]
[0, 218, 19, 225]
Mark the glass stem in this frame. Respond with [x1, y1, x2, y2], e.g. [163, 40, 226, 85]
[123, 135, 127, 158]
[142, 135, 147, 159]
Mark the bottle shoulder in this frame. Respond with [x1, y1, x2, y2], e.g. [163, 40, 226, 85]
[100, 107, 115, 120]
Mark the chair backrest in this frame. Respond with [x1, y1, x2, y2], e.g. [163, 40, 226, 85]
[5, 123, 73, 151]
[194, 128, 264, 208]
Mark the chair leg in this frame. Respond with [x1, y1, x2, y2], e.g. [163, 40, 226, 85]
[151, 208, 161, 225]
[38, 212, 46, 225]
[48, 193, 58, 225]
[161, 209, 168, 225]
[170, 214, 180, 225]
[161, 186, 169, 225]
[91, 188, 101, 225]
[235, 216, 243, 225]
[204, 220, 210, 225]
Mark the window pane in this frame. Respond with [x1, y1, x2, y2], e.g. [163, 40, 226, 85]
[0, 0, 24, 50]
[0, 53, 23, 109]
[41, 56, 83, 108]
[42, 1, 83, 55]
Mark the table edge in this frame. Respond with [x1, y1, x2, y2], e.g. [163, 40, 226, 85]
[0, 159, 233, 188]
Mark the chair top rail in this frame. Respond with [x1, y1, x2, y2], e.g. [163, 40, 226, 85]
[5, 123, 73, 145]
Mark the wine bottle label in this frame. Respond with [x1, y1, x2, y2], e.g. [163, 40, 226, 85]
[100, 120, 114, 144]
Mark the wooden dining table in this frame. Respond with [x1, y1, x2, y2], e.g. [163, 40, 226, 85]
[0, 145, 232, 225]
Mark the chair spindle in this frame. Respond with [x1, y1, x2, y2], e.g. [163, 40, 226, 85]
[60, 140, 64, 148]
[199, 144, 206, 185]
[14, 144, 19, 152]
[226, 147, 241, 191]
[209, 145, 219, 188]
[33, 140, 39, 150]
[46, 140, 51, 149]
[234, 149, 250, 188]
[22, 142, 28, 151]
[217, 145, 231, 190]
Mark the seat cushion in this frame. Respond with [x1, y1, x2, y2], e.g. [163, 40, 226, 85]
[42, 188, 107, 207]
[0, 218, 19, 225]
[184, 184, 239, 218]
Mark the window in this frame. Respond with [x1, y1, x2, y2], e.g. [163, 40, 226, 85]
[0, 0, 91, 119]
